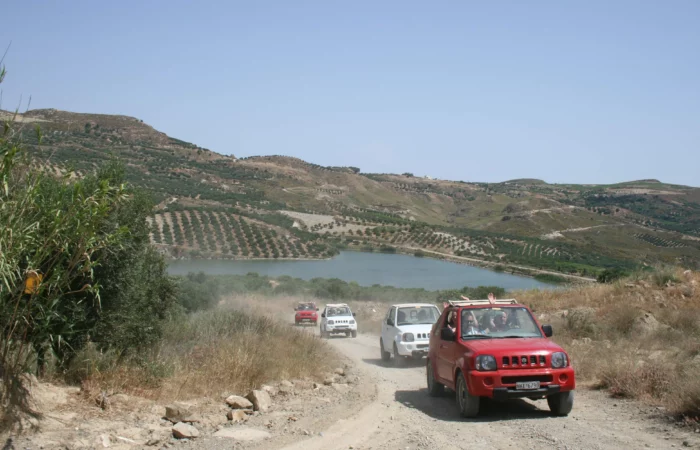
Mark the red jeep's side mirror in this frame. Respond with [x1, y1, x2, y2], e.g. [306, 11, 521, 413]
[316, 308, 319, 311]
[542, 325, 553, 337]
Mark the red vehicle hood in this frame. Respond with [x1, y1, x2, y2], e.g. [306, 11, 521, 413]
[296, 311, 317, 316]
[464, 337, 565, 354]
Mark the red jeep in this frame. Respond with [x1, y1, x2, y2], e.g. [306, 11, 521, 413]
[426, 298, 575, 417]
[294, 302, 319, 326]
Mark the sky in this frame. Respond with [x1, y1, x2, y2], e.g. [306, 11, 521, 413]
[1, 1, 698, 186]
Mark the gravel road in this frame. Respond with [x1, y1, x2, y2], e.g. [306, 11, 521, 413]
[273, 332, 700, 450]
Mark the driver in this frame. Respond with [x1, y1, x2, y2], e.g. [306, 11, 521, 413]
[462, 311, 484, 335]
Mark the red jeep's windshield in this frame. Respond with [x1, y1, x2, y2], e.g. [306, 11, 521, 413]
[297, 303, 315, 311]
[461, 307, 543, 339]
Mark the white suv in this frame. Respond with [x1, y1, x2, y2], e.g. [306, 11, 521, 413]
[320, 303, 358, 339]
[380, 303, 441, 366]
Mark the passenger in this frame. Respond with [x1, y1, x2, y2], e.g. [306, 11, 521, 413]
[417, 309, 429, 322]
[409, 309, 418, 323]
[462, 311, 483, 335]
[446, 311, 456, 334]
[489, 310, 509, 332]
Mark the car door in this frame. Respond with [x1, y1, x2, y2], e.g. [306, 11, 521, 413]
[382, 307, 396, 351]
[436, 308, 457, 384]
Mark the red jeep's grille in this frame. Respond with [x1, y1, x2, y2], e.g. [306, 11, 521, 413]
[502, 355, 547, 368]
[501, 375, 553, 385]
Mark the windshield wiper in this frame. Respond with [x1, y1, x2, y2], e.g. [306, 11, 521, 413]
[461, 334, 492, 339]
[497, 335, 533, 339]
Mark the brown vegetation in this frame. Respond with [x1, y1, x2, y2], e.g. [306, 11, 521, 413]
[515, 268, 700, 420]
[77, 297, 338, 406]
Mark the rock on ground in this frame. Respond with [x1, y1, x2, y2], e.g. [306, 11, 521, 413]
[225, 395, 253, 409]
[172, 422, 200, 439]
[227, 410, 249, 422]
[165, 402, 193, 423]
[246, 389, 272, 412]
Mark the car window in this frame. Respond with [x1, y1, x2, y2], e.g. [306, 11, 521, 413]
[436, 308, 455, 338]
[396, 306, 440, 325]
[460, 307, 542, 338]
[327, 306, 352, 317]
[387, 307, 396, 324]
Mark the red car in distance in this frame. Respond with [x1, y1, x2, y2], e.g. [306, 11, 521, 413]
[294, 301, 319, 326]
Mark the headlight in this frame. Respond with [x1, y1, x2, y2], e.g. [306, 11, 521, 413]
[551, 352, 568, 368]
[475, 355, 497, 371]
[327, 320, 334, 325]
[402, 333, 415, 342]
[349, 320, 355, 324]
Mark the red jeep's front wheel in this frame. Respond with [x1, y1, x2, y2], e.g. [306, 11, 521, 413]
[547, 390, 574, 416]
[456, 372, 480, 418]
[426, 360, 444, 397]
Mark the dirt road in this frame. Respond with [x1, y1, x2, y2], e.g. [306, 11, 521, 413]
[275, 332, 699, 450]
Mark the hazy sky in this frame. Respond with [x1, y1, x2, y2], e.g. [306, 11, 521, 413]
[1, 1, 698, 186]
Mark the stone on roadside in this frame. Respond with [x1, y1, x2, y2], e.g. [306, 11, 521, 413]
[279, 380, 294, 388]
[225, 395, 253, 409]
[334, 368, 345, 376]
[172, 422, 199, 439]
[227, 410, 249, 422]
[246, 389, 272, 413]
[164, 403, 193, 423]
[323, 377, 335, 386]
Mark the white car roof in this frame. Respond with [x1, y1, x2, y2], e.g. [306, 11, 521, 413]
[390, 303, 440, 309]
[324, 303, 350, 308]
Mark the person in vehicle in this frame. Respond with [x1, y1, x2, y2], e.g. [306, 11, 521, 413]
[397, 309, 407, 325]
[489, 310, 510, 332]
[446, 310, 457, 333]
[462, 311, 484, 335]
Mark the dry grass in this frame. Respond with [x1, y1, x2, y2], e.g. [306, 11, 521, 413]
[79, 295, 338, 403]
[514, 268, 700, 419]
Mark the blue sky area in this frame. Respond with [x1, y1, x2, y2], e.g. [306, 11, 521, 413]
[1, 1, 698, 186]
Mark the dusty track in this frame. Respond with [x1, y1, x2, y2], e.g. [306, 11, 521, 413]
[273, 331, 699, 450]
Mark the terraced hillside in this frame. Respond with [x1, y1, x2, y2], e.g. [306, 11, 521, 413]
[146, 208, 335, 259]
[9, 107, 700, 272]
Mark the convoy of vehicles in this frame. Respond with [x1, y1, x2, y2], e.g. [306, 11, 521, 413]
[425, 297, 575, 417]
[379, 303, 441, 366]
[319, 303, 358, 338]
[303, 294, 575, 418]
[294, 301, 319, 326]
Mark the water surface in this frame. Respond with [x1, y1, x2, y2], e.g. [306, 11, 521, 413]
[167, 251, 555, 291]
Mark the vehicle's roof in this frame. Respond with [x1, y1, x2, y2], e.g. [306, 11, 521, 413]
[392, 303, 439, 308]
[324, 303, 350, 307]
[456, 303, 525, 309]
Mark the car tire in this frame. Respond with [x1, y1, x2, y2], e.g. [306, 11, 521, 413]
[393, 343, 405, 367]
[456, 372, 480, 418]
[351, 330, 357, 338]
[380, 339, 391, 362]
[426, 359, 444, 396]
[547, 391, 574, 416]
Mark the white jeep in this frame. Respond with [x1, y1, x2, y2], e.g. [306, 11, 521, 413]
[320, 303, 358, 339]
[380, 303, 441, 366]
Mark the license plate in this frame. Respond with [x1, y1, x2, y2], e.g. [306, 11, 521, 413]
[516, 381, 540, 390]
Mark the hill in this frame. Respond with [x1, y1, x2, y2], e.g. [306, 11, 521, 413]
[9, 108, 700, 275]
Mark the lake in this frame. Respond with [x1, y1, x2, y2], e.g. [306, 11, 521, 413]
[166, 251, 557, 291]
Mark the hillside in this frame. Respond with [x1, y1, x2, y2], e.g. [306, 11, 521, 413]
[10, 107, 700, 275]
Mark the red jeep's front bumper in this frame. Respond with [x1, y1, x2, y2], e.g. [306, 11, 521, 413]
[295, 314, 317, 323]
[467, 367, 575, 400]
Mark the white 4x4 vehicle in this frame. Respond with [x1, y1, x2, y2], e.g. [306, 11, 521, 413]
[380, 303, 441, 366]
[320, 303, 358, 339]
